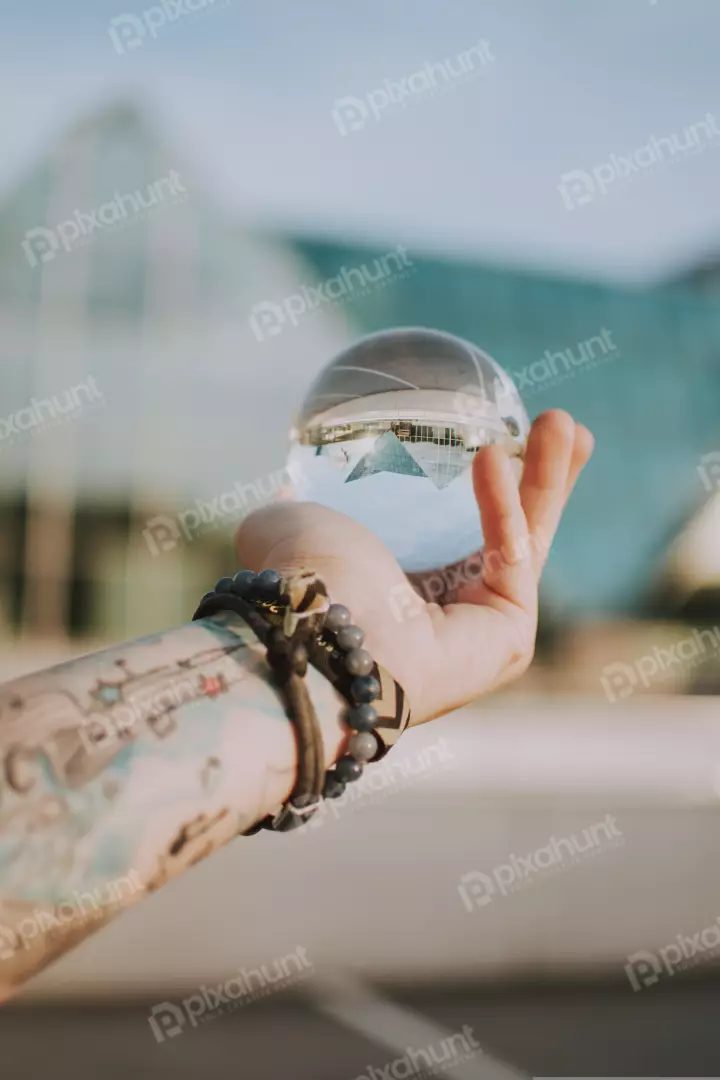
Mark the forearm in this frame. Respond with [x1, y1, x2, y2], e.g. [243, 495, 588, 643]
[0, 611, 346, 1000]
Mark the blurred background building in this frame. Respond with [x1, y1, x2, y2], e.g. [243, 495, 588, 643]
[1, 1, 720, 1074]
[1, 100, 719, 693]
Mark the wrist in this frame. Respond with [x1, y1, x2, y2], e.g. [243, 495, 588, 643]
[197, 574, 411, 831]
[252, 660, 349, 820]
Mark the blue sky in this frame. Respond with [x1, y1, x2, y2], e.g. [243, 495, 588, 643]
[2, 0, 720, 283]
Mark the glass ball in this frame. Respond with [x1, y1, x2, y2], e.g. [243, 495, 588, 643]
[287, 327, 529, 573]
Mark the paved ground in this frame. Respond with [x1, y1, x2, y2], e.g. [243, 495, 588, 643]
[2, 976, 719, 1079]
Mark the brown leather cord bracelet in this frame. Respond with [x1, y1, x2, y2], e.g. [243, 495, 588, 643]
[260, 624, 326, 829]
[192, 568, 411, 833]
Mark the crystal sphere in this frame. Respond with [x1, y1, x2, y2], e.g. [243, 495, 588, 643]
[287, 327, 530, 572]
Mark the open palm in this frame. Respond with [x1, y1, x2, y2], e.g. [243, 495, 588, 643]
[236, 410, 593, 725]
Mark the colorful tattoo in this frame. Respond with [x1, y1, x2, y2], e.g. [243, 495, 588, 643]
[0, 612, 335, 998]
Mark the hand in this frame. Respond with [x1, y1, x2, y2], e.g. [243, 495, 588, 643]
[236, 410, 593, 725]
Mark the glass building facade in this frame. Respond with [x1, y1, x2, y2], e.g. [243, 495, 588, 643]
[1, 104, 719, 640]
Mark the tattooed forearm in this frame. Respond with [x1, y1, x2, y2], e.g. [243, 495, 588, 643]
[0, 612, 345, 999]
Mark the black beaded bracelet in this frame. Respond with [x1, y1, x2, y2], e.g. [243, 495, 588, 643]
[192, 569, 411, 832]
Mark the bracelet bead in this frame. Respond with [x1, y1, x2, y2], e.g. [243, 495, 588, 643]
[325, 603, 352, 631]
[347, 732, 378, 762]
[256, 568, 284, 600]
[334, 756, 363, 783]
[232, 569, 256, 596]
[336, 625, 364, 650]
[344, 647, 374, 676]
[345, 703, 377, 732]
[350, 674, 380, 704]
[322, 773, 346, 800]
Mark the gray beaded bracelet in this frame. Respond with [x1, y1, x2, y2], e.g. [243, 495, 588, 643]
[192, 569, 411, 831]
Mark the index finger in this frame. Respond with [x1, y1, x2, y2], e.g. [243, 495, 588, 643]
[518, 411, 592, 577]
